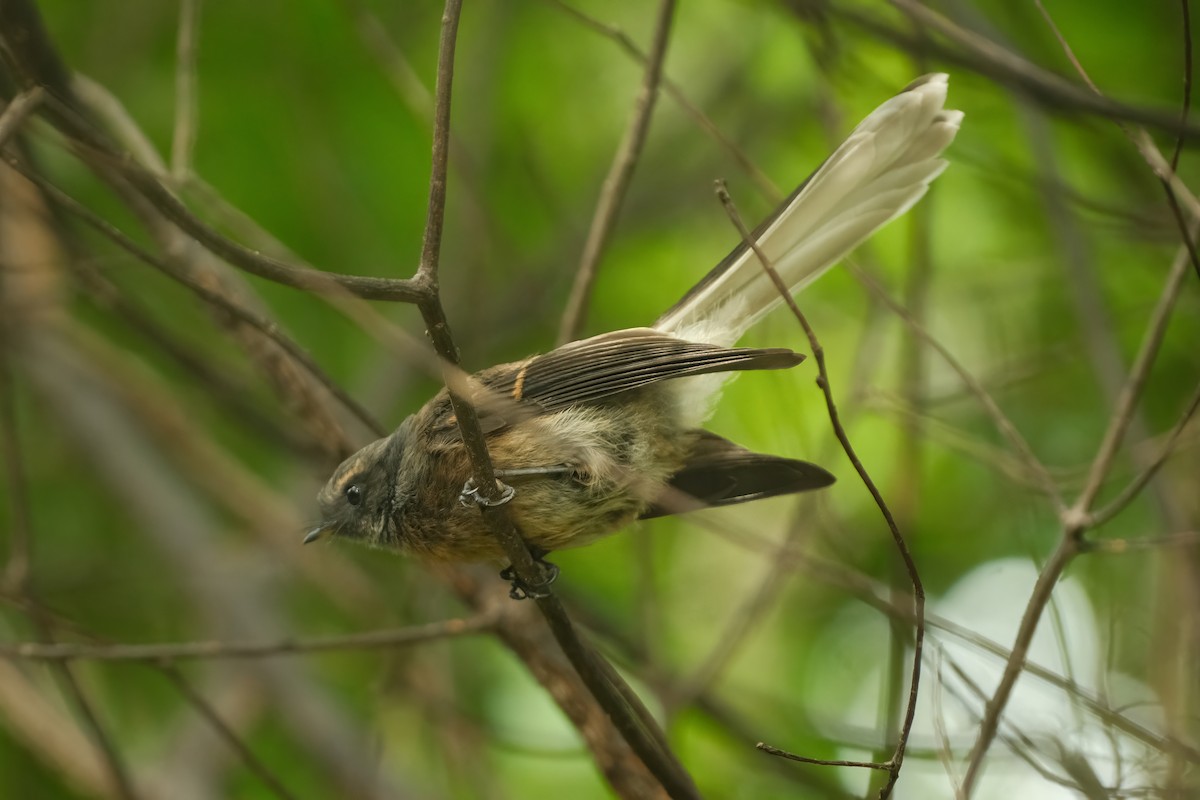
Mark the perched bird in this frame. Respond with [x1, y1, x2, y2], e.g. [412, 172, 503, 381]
[307, 74, 962, 594]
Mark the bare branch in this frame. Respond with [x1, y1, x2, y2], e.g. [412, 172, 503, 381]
[1090, 380, 1200, 527]
[160, 667, 298, 800]
[405, 4, 700, 797]
[170, 0, 200, 181]
[755, 743, 891, 771]
[872, 0, 1200, 139]
[1034, 0, 1200, 283]
[557, 0, 677, 343]
[960, 210, 1198, 800]
[716, 183, 924, 799]
[0, 86, 44, 147]
[0, 150, 386, 441]
[0, 616, 494, 663]
[848, 263, 1064, 509]
[543, 0, 781, 202]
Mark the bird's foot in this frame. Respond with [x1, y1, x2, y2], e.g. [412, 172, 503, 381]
[458, 477, 516, 508]
[500, 551, 559, 600]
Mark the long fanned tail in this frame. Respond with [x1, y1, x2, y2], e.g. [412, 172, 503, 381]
[656, 73, 963, 347]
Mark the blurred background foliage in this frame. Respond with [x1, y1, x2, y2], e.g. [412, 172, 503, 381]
[1, 0, 1198, 798]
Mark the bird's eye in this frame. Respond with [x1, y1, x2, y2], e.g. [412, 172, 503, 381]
[345, 484, 363, 506]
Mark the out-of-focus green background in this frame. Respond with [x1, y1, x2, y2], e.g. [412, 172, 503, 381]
[1, 1, 1198, 798]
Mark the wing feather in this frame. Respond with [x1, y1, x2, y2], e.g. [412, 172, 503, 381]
[480, 328, 802, 415]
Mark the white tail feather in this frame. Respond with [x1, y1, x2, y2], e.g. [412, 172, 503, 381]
[656, 74, 962, 348]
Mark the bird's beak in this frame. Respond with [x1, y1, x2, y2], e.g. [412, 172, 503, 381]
[303, 526, 328, 545]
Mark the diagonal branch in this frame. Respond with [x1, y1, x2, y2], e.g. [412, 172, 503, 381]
[557, 0, 677, 344]
[959, 221, 1198, 798]
[717, 183, 924, 800]
[848, 264, 1063, 509]
[406, 1, 699, 797]
[874, 0, 1200, 139]
[0, 86, 44, 146]
[160, 667, 298, 800]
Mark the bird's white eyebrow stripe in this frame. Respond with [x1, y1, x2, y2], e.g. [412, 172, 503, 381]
[333, 465, 367, 492]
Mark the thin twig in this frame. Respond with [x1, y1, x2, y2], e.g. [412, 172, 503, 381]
[0, 150, 385, 438]
[1163, 0, 1200, 283]
[42, 656, 140, 799]
[716, 183, 924, 799]
[958, 534, 1077, 797]
[407, 0, 533, 582]
[1069, 235, 1195, 518]
[1086, 531, 1200, 554]
[543, 0, 781, 202]
[170, 0, 200, 181]
[0, 87, 44, 147]
[1089, 380, 1200, 527]
[876, 0, 1200, 139]
[573, 542, 1200, 766]
[449, 568, 671, 797]
[0, 616, 494, 662]
[929, 648, 966, 800]
[412, 1, 457, 288]
[13, 86, 425, 302]
[0, 325, 32, 596]
[847, 263, 1064, 509]
[1171, 0, 1193, 172]
[0, 351, 140, 799]
[1035, 0, 1200, 282]
[407, 2, 699, 797]
[960, 208, 1198, 800]
[557, 0, 677, 343]
[754, 743, 890, 770]
[873, 170, 935, 795]
[160, 667, 298, 800]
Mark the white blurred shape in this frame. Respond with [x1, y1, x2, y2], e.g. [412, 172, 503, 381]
[809, 557, 1166, 798]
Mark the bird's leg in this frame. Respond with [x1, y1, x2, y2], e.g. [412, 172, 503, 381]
[458, 465, 574, 507]
[499, 545, 559, 600]
[457, 471, 564, 599]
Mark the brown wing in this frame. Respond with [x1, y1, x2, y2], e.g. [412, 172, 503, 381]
[640, 431, 834, 518]
[481, 328, 803, 413]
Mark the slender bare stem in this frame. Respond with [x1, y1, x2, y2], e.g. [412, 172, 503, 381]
[12, 87, 425, 301]
[960, 209, 1197, 800]
[408, 2, 699, 797]
[0, 151, 385, 438]
[717, 183, 924, 799]
[1034, 0, 1200, 282]
[0, 87, 44, 147]
[755, 743, 891, 770]
[880, 0, 1200, 138]
[0, 616, 495, 662]
[545, 0, 781, 201]
[1090, 380, 1200, 527]
[0, 353, 140, 799]
[848, 263, 1064, 509]
[557, 0, 677, 343]
[161, 667, 298, 800]
[170, 0, 199, 180]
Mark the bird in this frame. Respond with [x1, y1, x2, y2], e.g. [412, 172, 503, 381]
[306, 74, 962, 596]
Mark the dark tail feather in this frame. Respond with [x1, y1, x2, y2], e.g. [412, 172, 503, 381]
[640, 432, 834, 519]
